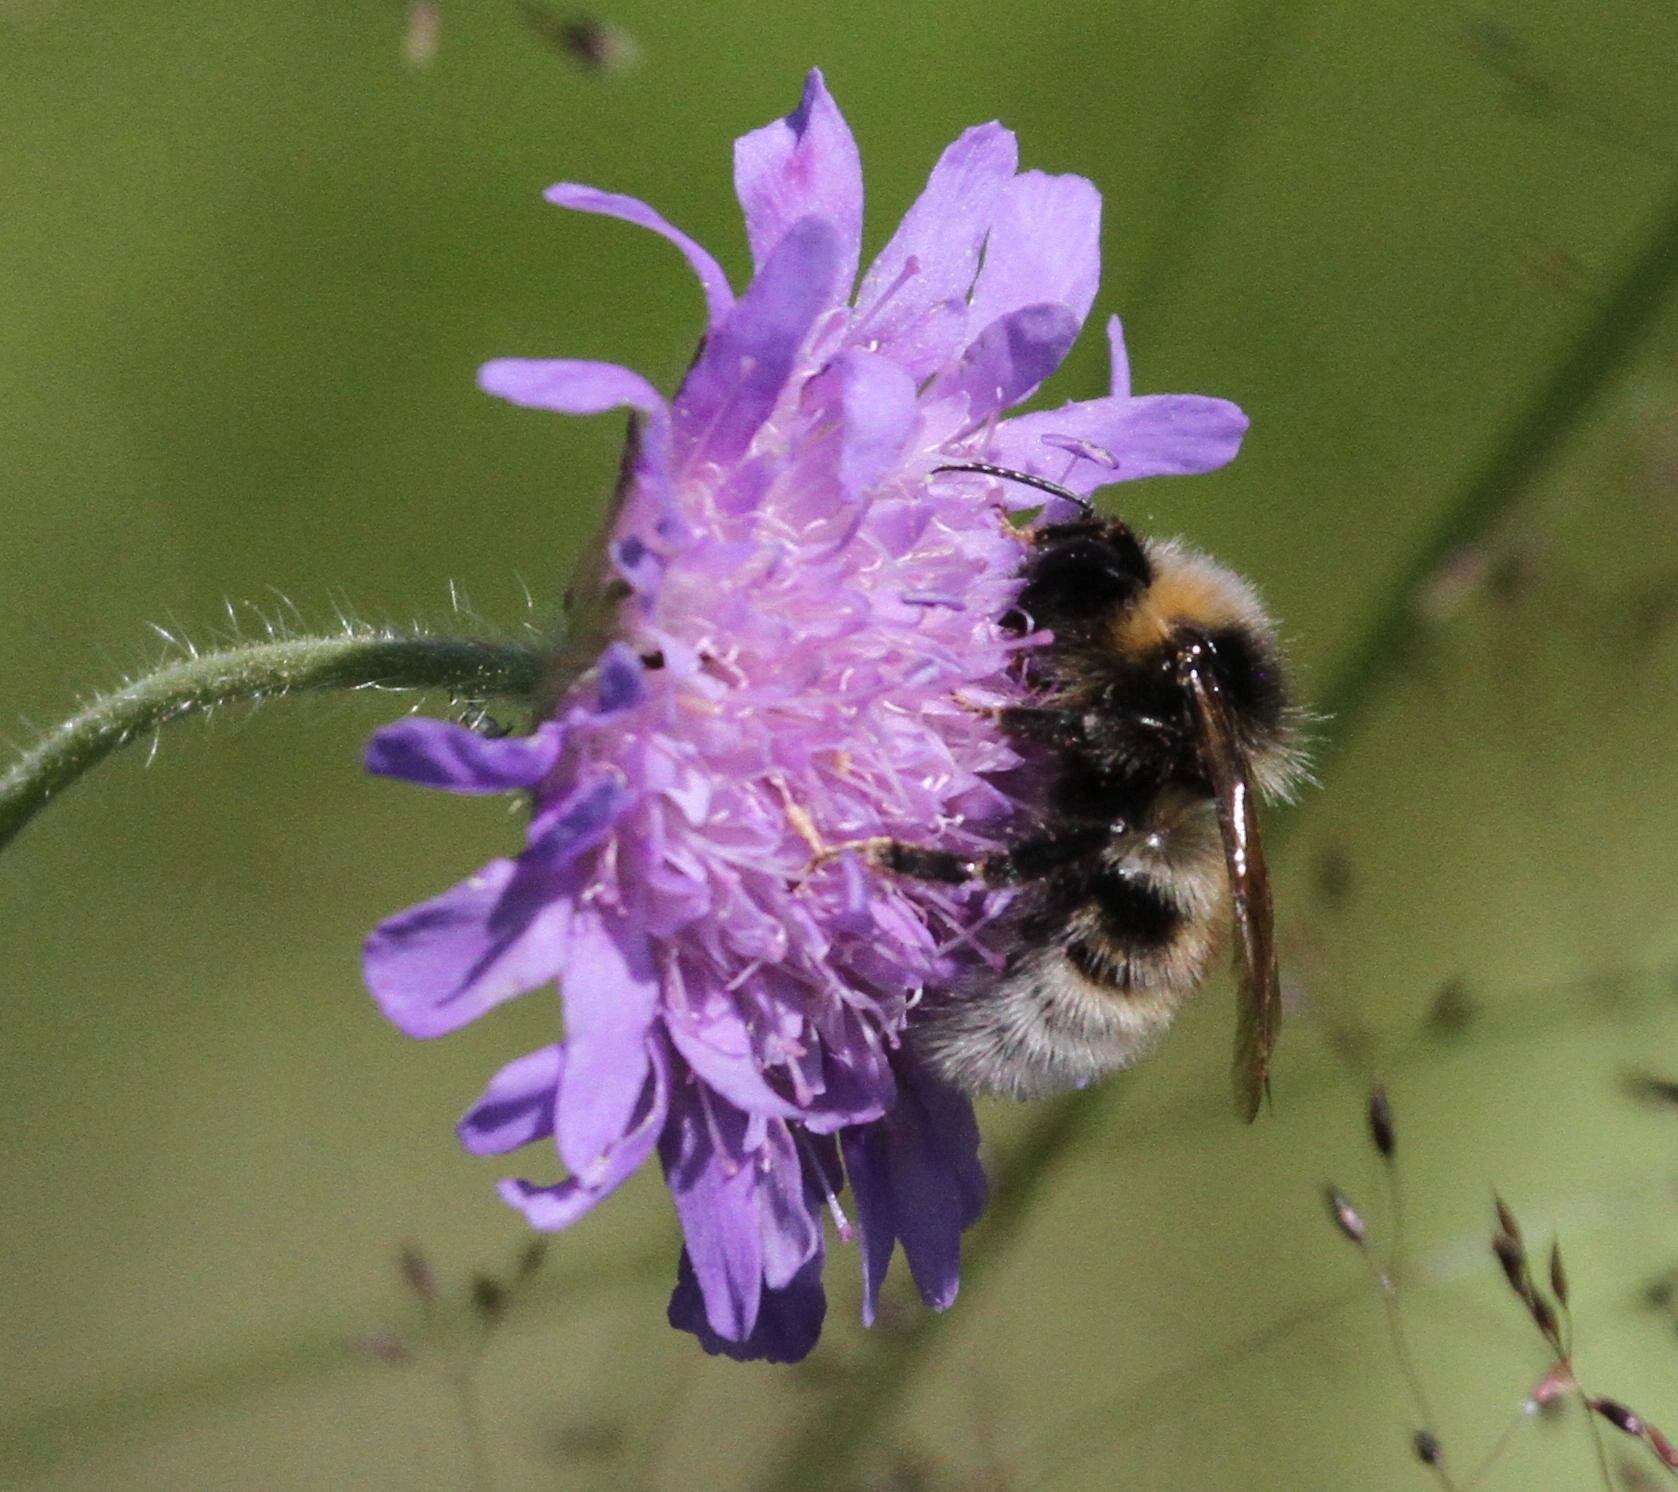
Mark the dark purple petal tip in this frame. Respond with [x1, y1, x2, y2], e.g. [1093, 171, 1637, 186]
[668, 1246, 827, 1364]
[366, 717, 561, 794]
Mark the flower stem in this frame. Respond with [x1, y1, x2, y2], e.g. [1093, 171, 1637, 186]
[0, 631, 547, 853]
[763, 176, 1678, 1492]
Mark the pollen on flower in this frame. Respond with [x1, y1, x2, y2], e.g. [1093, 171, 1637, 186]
[364, 68, 1248, 1362]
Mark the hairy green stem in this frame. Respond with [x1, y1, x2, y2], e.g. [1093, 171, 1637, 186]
[762, 177, 1678, 1492]
[0, 632, 547, 853]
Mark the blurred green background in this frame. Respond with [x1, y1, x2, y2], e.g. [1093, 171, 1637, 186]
[3, 1, 1677, 1488]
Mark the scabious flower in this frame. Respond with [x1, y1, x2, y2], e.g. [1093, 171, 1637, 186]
[364, 70, 1247, 1362]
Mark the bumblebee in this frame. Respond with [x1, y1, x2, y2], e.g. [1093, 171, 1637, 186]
[886, 464, 1307, 1120]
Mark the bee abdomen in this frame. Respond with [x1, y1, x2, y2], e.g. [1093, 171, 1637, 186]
[1064, 862, 1218, 989]
[914, 862, 1221, 1100]
[1074, 866, 1180, 963]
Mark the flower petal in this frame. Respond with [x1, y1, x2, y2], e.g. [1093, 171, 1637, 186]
[967, 170, 1102, 339]
[757, 1119, 822, 1288]
[496, 1176, 606, 1232]
[802, 1005, 893, 1131]
[477, 356, 667, 428]
[673, 215, 843, 472]
[458, 1044, 561, 1156]
[365, 717, 563, 794]
[363, 857, 571, 1038]
[1106, 312, 1133, 399]
[838, 1121, 895, 1327]
[853, 123, 1018, 379]
[593, 641, 646, 717]
[997, 395, 1250, 490]
[799, 348, 921, 503]
[498, 1036, 670, 1228]
[992, 317, 1249, 490]
[884, 1059, 986, 1309]
[665, 985, 803, 1119]
[525, 773, 630, 867]
[544, 183, 734, 330]
[842, 1057, 985, 1319]
[660, 1084, 763, 1343]
[734, 68, 862, 299]
[667, 1243, 826, 1364]
[927, 302, 1080, 427]
[555, 911, 661, 1180]
[365, 775, 625, 1038]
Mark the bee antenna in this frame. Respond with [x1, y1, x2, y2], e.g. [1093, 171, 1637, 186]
[933, 462, 1095, 515]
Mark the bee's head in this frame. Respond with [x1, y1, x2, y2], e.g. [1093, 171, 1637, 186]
[1013, 517, 1153, 632]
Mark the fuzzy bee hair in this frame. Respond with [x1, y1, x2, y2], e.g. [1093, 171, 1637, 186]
[903, 472, 1306, 1117]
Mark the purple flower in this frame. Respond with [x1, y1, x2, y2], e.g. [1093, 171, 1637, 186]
[365, 70, 1246, 1362]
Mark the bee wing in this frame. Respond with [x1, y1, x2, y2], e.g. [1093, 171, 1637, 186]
[1180, 655, 1280, 1123]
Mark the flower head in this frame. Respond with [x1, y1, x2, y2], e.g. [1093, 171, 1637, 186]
[365, 71, 1246, 1361]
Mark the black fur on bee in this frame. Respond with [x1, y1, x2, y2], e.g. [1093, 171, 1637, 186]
[894, 465, 1306, 1117]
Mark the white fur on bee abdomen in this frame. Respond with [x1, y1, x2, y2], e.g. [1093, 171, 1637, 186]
[912, 807, 1228, 1100]
[912, 952, 1190, 1099]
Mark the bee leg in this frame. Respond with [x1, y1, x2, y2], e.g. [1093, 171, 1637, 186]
[967, 823, 1112, 884]
[870, 841, 979, 884]
[994, 705, 1087, 748]
[865, 821, 1112, 888]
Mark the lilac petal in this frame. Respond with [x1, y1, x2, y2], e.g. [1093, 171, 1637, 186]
[885, 1059, 986, 1309]
[666, 992, 803, 1119]
[967, 170, 1102, 339]
[611, 533, 666, 597]
[927, 302, 1080, 426]
[734, 68, 862, 299]
[803, 1006, 893, 1130]
[661, 757, 712, 826]
[364, 858, 570, 1038]
[1105, 313, 1133, 400]
[829, 852, 874, 936]
[524, 774, 629, 868]
[594, 641, 646, 717]
[842, 1057, 986, 1320]
[839, 1123, 895, 1326]
[660, 1085, 763, 1342]
[993, 316, 1248, 490]
[555, 911, 661, 1181]
[756, 1120, 822, 1289]
[365, 717, 563, 794]
[497, 1175, 609, 1232]
[459, 1044, 562, 1156]
[853, 123, 1018, 379]
[673, 216, 843, 472]
[800, 348, 920, 502]
[499, 1037, 670, 1228]
[996, 393, 1250, 491]
[668, 1244, 826, 1364]
[544, 183, 734, 329]
[1095, 394, 1249, 479]
[477, 357, 667, 430]
[366, 775, 625, 1039]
